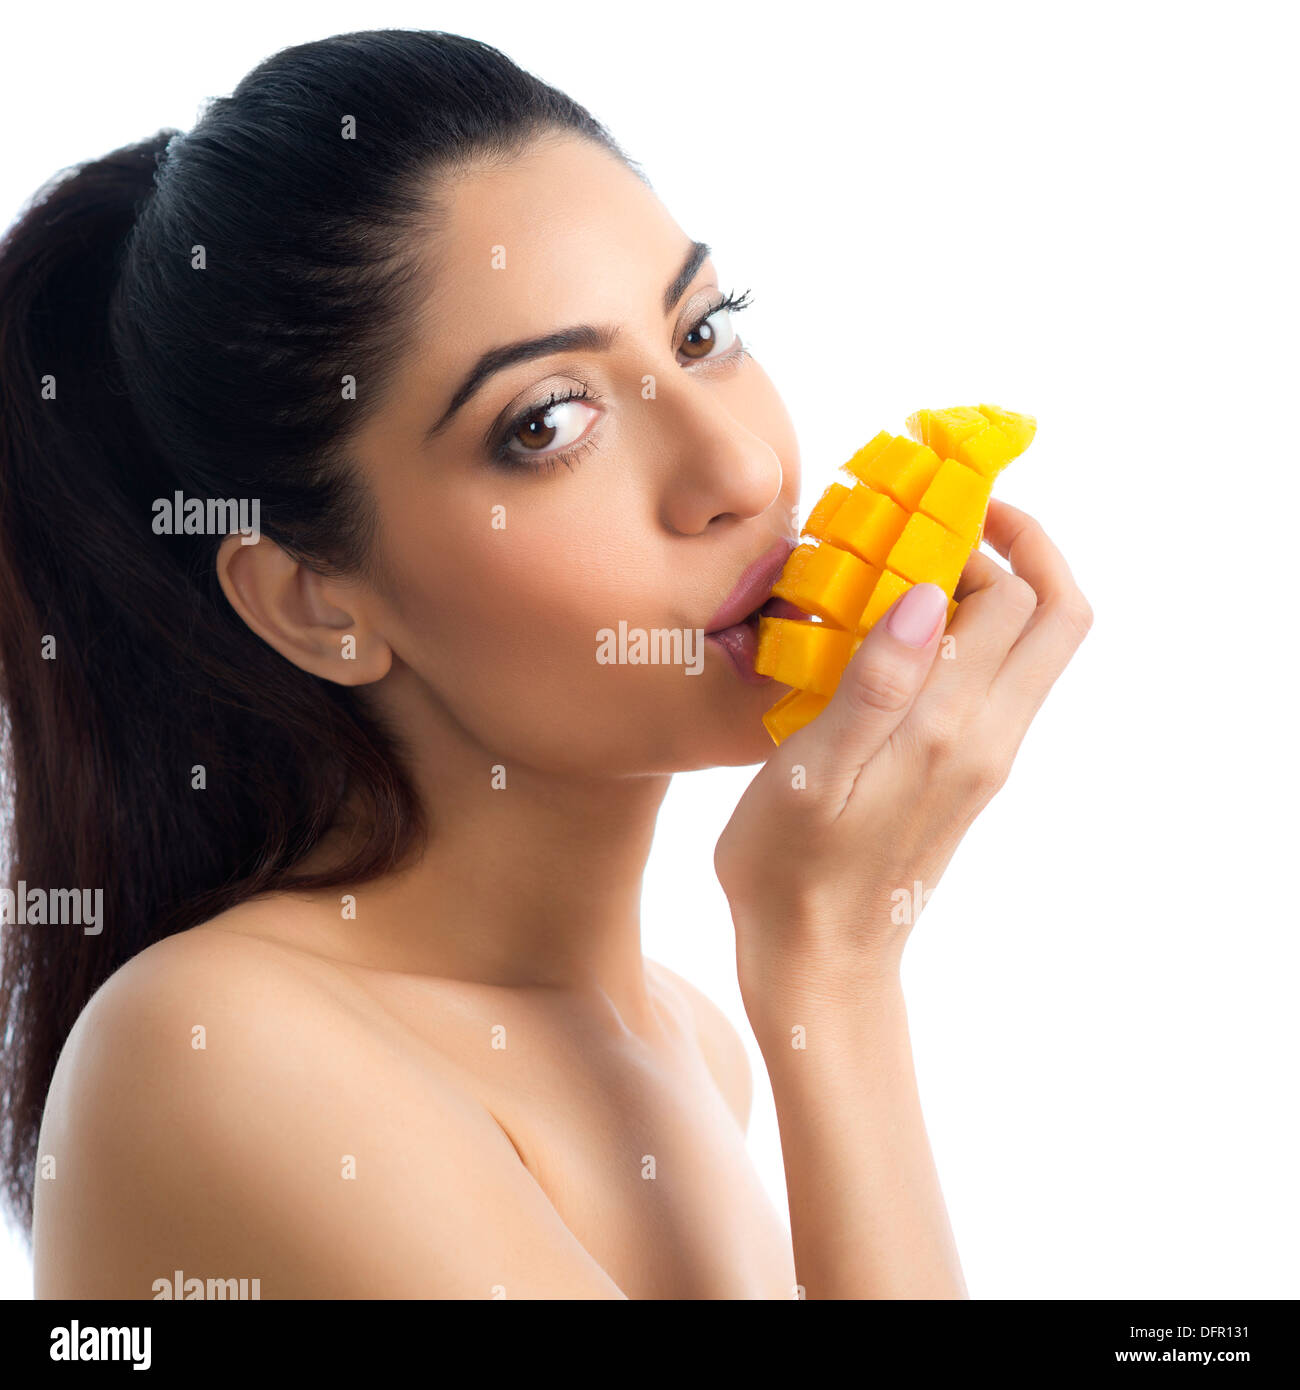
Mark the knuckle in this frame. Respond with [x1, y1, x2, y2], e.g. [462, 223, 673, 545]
[921, 714, 964, 763]
[845, 659, 915, 716]
[1060, 591, 1095, 640]
[964, 755, 1009, 800]
[916, 714, 1007, 798]
[998, 574, 1039, 616]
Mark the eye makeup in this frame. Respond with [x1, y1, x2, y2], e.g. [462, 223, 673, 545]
[485, 288, 754, 473]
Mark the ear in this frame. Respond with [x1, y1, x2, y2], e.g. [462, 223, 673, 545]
[215, 532, 392, 686]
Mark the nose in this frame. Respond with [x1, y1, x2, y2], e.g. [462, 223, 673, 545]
[653, 379, 787, 536]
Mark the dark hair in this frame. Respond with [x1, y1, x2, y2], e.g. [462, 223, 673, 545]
[0, 28, 636, 1240]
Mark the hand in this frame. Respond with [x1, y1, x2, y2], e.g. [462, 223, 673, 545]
[715, 499, 1093, 1010]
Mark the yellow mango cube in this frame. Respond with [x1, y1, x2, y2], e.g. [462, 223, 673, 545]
[855, 575, 960, 639]
[905, 406, 990, 461]
[843, 430, 893, 476]
[857, 569, 913, 635]
[885, 512, 972, 595]
[848, 435, 943, 510]
[754, 617, 855, 696]
[822, 484, 909, 567]
[917, 458, 993, 545]
[760, 403, 1034, 746]
[800, 481, 851, 541]
[771, 542, 879, 631]
[762, 687, 830, 744]
[955, 423, 1018, 478]
[977, 404, 1036, 456]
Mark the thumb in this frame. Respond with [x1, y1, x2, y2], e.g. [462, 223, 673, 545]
[809, 581, 949, 774]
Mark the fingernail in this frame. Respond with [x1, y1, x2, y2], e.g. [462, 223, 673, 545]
[886, 583, 948, 648]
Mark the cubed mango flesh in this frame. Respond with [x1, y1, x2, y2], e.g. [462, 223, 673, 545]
[886, 511, 973, 595]
[917, 458, 993, 545]
[905, 406, 990, 461]
[755, 403, 1033, 744]
[954, 424, 1017, 479]
[800, 481, 851, 541]
[844, 430, 893, 476]
[822, 484, 909, 567]
[906, 403, 1036, 478]
[856, 576, 960, 637]
[857, 568, 913, 635]
[771, 542, 879, 631]
[761, 687, 831, 743]
[847, 434, 943, 511]
[755, 616, 855, 696]
[976, 403, 1036, 456]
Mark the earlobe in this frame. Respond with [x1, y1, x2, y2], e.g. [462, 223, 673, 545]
[215, 532, 392, 686]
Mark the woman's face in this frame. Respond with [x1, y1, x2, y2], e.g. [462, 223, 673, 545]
[351, 132, 803, 774]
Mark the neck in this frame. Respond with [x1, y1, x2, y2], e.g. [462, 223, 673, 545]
[293, 684, 674, 1033]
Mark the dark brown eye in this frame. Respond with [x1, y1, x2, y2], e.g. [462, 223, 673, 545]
[496, 393, 599, 462]
[513, 408, 558, 450]
[680, 305, 738, 360]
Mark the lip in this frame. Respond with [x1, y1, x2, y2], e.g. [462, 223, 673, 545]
[704, 536, 798, 634]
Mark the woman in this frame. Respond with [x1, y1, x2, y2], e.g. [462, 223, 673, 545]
[0, 29, 1090, 1299]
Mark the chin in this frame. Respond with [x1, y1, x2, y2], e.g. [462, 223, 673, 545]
[671, 708, 782, 772]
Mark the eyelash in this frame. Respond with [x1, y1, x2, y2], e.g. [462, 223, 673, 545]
[488, 288, 754, 473]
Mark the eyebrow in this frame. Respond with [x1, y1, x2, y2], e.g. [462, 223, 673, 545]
[423, 239, 712, 443]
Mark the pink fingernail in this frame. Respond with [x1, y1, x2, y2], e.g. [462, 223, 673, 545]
[886, 583, 947, 648]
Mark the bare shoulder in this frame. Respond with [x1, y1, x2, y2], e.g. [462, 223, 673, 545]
[648, 959, 752, 1132]
[45, 908, 343, 1092]
[33, 902, 625, 1298]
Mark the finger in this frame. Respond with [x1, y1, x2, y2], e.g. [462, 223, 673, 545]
[953, 547, 1007, 602]
[795, 582, 950, 793]
[916, 547, 1038, 697]
[980, 499, 1094, 708]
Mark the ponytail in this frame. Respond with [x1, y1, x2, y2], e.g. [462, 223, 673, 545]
[0, 28, 632, 1243]
[0, 134, 422, 1242]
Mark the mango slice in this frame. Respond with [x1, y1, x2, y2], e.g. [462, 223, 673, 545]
[906, 403, 1036, 479]
[822, 484, 909, 568]
[753, 402, 1035, 744]
[886, 511, 972, 594]
[772, 542, 879, 631]
[800, 481, 852, 541]
[754, 617, 855, 696]
[847, 435, 943, 511]
[974, 403, 1036, 457]
[856, 575, 958, 638]
[905, 406, 990, 462]
[856, 568, 913, 636]
[918, 458, 993, 546]
[762, 687, 831, 745]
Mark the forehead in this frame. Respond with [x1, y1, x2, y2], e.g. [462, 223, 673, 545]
[419, 134, 694, 341]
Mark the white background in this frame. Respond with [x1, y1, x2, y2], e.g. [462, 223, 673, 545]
[2, 0, 1296, 1299]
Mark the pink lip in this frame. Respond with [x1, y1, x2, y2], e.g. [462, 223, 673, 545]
[704, 536, 798, 634]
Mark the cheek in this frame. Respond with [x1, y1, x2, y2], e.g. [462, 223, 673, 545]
[380, 512, 659, 752]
